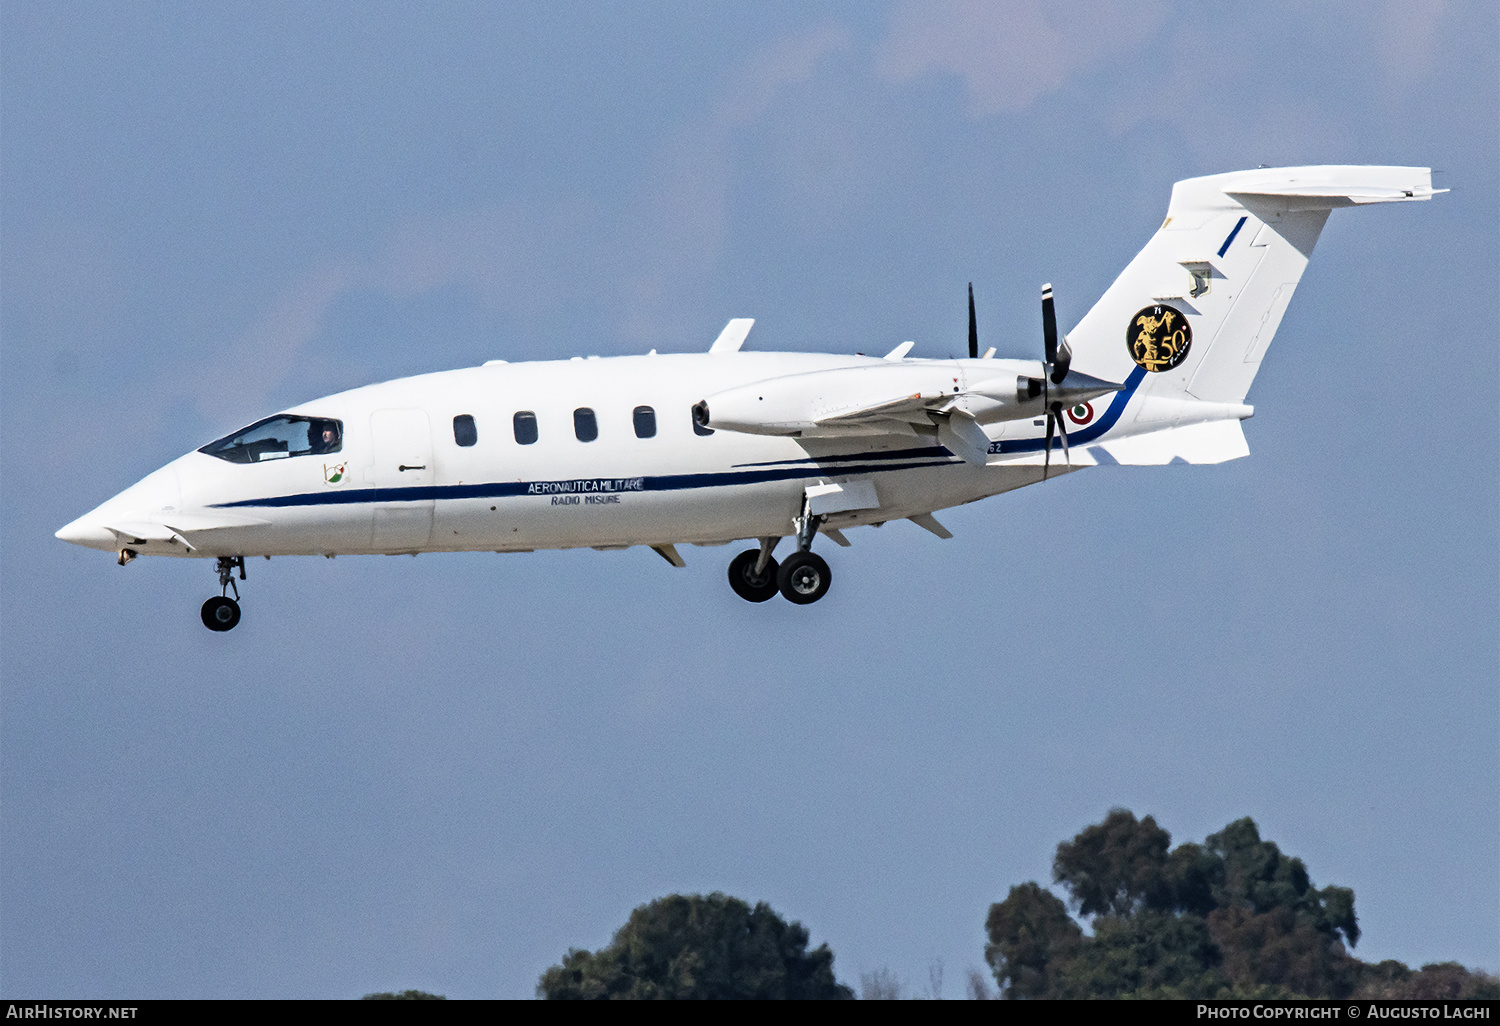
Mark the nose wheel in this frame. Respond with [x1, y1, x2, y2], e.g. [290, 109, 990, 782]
[202, 556, 245, 631]
[201, 595, 241, 631]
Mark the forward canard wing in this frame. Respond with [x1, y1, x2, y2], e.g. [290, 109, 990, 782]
[105, 510, 271, 550]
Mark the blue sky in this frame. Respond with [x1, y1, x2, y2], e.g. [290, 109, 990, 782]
[2, 0, 1495, 998]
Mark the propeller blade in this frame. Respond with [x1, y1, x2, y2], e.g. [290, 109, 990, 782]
[1042, 283, 1058, 366]
[1055, 403, 1070, 466]
[1052, 334, 1072, 384]
[967, 283, 978, 360]
[1043, 408, 1055, 481]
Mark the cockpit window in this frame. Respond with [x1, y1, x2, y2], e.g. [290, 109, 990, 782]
[199, 416, 343, 464]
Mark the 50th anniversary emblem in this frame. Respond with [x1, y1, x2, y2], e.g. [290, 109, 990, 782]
[1128, 303, 1192, 372]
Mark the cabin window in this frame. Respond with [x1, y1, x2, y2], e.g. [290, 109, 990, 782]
[633, 405, 657, 438]
[692, 404, 714, 436]
[574, 407, 598, 442]
[199, 415, 343, 464]
[453, 414, 477, 447]
[513, 411, 538, 445]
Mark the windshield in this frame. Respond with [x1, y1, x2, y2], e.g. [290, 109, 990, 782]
[199, 415, 343, 464]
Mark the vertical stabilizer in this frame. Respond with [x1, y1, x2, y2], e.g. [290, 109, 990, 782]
[1066, 166, 1439, 408]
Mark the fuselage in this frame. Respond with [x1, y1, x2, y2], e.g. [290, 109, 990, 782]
[56, 350, 1121, 561]
[53, 165, 1436, 626]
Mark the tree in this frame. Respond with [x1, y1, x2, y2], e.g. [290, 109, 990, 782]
[859, 967, 901, 1000]
[983, 882, 1082, 998]
[986, 810, 1385, 999]
[1355, 961, 1500, 1000]
[360, 990, 444, 999]
[1052, 809, 1174, 917]
[537, 892, 854, 1000]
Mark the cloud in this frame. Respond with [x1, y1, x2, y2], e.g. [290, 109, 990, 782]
[1374, 0, 1448, 87]
[715, 22, 853, 128]
[187, 260, 358, 423]
[186, 23, 856, 418]
[877, 0, 1168, 115]
[615, 23, 850, 343]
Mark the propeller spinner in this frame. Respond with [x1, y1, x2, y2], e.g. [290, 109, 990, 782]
[968, 281, 1122, 479]
[1040, 283, 1072, 479]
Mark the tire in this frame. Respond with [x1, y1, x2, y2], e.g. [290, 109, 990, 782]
[727, 549, 780, 602]
[201, 596, 241, 631]
[777, 551, 831, 605]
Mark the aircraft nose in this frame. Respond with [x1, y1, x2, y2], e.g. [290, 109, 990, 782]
[56, 514, 117, 550]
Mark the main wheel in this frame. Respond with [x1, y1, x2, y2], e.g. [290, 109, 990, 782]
[777, 551, 831, 605]
[201, 596, 241, 632]
[727, 549, 780, 602]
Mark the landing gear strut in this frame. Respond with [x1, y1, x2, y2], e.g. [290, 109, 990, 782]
[727, 500, 835, 605]
[728, 538, 780, 602]
[201, 556, 245, 632]
[779, 501, 831, 603]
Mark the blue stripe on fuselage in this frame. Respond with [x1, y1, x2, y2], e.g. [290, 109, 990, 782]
[212, 456, 960, 510]
[989, 365, 1145, 454]
[212, 369, 1147, 511]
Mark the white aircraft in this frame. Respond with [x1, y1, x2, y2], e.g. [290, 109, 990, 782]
[57, 165, 1440, 630]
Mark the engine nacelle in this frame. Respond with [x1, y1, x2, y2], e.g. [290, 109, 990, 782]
[700, 362, 969, 436]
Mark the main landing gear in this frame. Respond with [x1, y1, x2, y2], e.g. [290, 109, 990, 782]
[727, 504, 833, 605]
[201, 556, 245, 632]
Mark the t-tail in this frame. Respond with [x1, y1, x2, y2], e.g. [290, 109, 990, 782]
[1062, 165, 1441, 465]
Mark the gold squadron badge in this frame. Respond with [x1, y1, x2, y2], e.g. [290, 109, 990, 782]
[1127, 304, 1192, 372]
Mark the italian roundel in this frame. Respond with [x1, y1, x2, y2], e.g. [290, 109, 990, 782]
[1127, 304, 1192, 372]
[1065, 401, 1095, 427]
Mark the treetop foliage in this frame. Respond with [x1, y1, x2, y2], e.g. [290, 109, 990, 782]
[988, 809, 1497, 1000]
[537, 892, 854, 1000]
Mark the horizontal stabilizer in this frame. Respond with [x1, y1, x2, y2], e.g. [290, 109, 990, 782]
[1225, 166, 1443, 208]
[1098, 419, 1250, 465]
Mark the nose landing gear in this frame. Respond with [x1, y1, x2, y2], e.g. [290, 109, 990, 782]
[201, 556, 245, 632]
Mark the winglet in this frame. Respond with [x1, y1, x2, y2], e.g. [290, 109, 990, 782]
[883, 341, 915, 361]
[709, 319, 754, 354]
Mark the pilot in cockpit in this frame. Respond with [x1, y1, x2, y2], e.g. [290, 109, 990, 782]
[312, 421, 340, 454]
